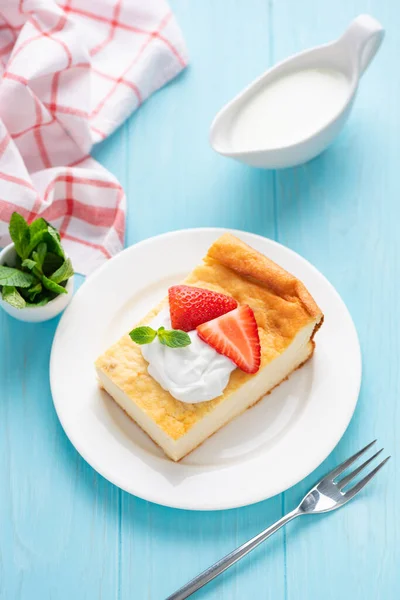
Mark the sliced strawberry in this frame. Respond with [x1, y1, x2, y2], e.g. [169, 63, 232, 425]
[168, 285, 237, 332]
[196, 305, 261, 374]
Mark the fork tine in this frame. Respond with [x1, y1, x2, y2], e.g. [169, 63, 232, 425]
[338, 449, 383, 490]
[326, 440, 377, 481]
[343, 457, 390, 500]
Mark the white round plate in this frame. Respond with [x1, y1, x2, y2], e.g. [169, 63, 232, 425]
[50, 228, 361, 510]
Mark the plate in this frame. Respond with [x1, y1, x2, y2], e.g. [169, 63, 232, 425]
[50, 228, 361, 510]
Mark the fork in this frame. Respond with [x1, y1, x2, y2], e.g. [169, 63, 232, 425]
[166, 440, 389, 600]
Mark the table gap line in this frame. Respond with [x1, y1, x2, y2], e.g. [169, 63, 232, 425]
[268, 1, 287, 598]
[117, 489, 122, 600]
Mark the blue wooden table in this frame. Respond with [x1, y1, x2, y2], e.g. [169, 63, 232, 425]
[1, 1, 399, 598]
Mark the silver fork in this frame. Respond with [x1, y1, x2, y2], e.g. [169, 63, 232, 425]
[166, 440, 390, 600]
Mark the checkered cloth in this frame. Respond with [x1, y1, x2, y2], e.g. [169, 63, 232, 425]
[0, 0, 187, 274]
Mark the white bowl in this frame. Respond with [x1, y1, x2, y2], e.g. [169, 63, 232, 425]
[0, 243, 74, 322]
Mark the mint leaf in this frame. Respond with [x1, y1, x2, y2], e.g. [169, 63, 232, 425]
[129, 326, 157, 345]
[29, 217, 48, 236]
[24, 253, 43, 280]
[32, 242, 47, 270]
[157, 327, 167, 345]
[25, 217, 48, 255]
[50, 258, 74, 284]
[41, 275, 68, 295]
[9, 212, 30, 259]
[26, 297, 49, 307]
[25, 219, 63, 259]
[43, 226, 65, 258]
[2, 286, 26, 309]
[42, 252, 63, 276]
[24, 281, 42, 301]
[157, 328, 191, 348]
[0, 265, 35, 288]
[21, 258, 37, 270]
[26, 243, 47, 280]
[48, 222, 61, 241]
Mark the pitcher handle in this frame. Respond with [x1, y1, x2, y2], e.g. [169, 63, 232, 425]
[339, 14, 384, 76]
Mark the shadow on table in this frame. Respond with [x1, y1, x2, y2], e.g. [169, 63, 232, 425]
[271, 130, 363, 232]
[197, 127, 362, 248]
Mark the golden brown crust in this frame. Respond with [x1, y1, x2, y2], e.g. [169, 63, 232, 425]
[206, 233, 322, 319]
[96, 233, 323, 442]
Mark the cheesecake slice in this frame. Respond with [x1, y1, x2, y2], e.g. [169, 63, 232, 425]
[96, 234, 323, 461]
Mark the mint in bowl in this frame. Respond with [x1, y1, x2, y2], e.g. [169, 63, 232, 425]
[0, 212, 74, 323]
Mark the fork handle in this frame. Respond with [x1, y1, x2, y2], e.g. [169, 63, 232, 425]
[165, 509, 300, 600]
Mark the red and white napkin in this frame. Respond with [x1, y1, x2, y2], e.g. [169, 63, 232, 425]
[0, 0, 187, 274]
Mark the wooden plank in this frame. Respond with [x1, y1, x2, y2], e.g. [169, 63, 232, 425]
[0, 309, 119, 600]
[272, 1, 400, 598]
[0, 124, 129, 600]
[116, 1, 286, 598]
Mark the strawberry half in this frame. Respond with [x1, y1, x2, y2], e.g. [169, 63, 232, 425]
[168, 285, 237, 332]
[196, 305, 261, 374]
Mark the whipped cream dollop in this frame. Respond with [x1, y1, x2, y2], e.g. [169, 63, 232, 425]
[140, 310, 236, 403]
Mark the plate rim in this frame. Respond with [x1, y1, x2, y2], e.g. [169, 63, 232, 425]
[50, 227, 362, 510]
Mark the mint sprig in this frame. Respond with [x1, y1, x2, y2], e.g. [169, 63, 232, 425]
[129, 325, 191, 348]
[0, 211, 74, 310]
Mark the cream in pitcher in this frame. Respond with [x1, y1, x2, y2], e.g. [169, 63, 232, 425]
[230, 68, 350, 151]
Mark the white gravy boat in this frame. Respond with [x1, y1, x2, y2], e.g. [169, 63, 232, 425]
[210, 15, 384, 169]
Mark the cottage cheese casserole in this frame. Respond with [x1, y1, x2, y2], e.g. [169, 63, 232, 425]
[96, 233, 323, 461]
